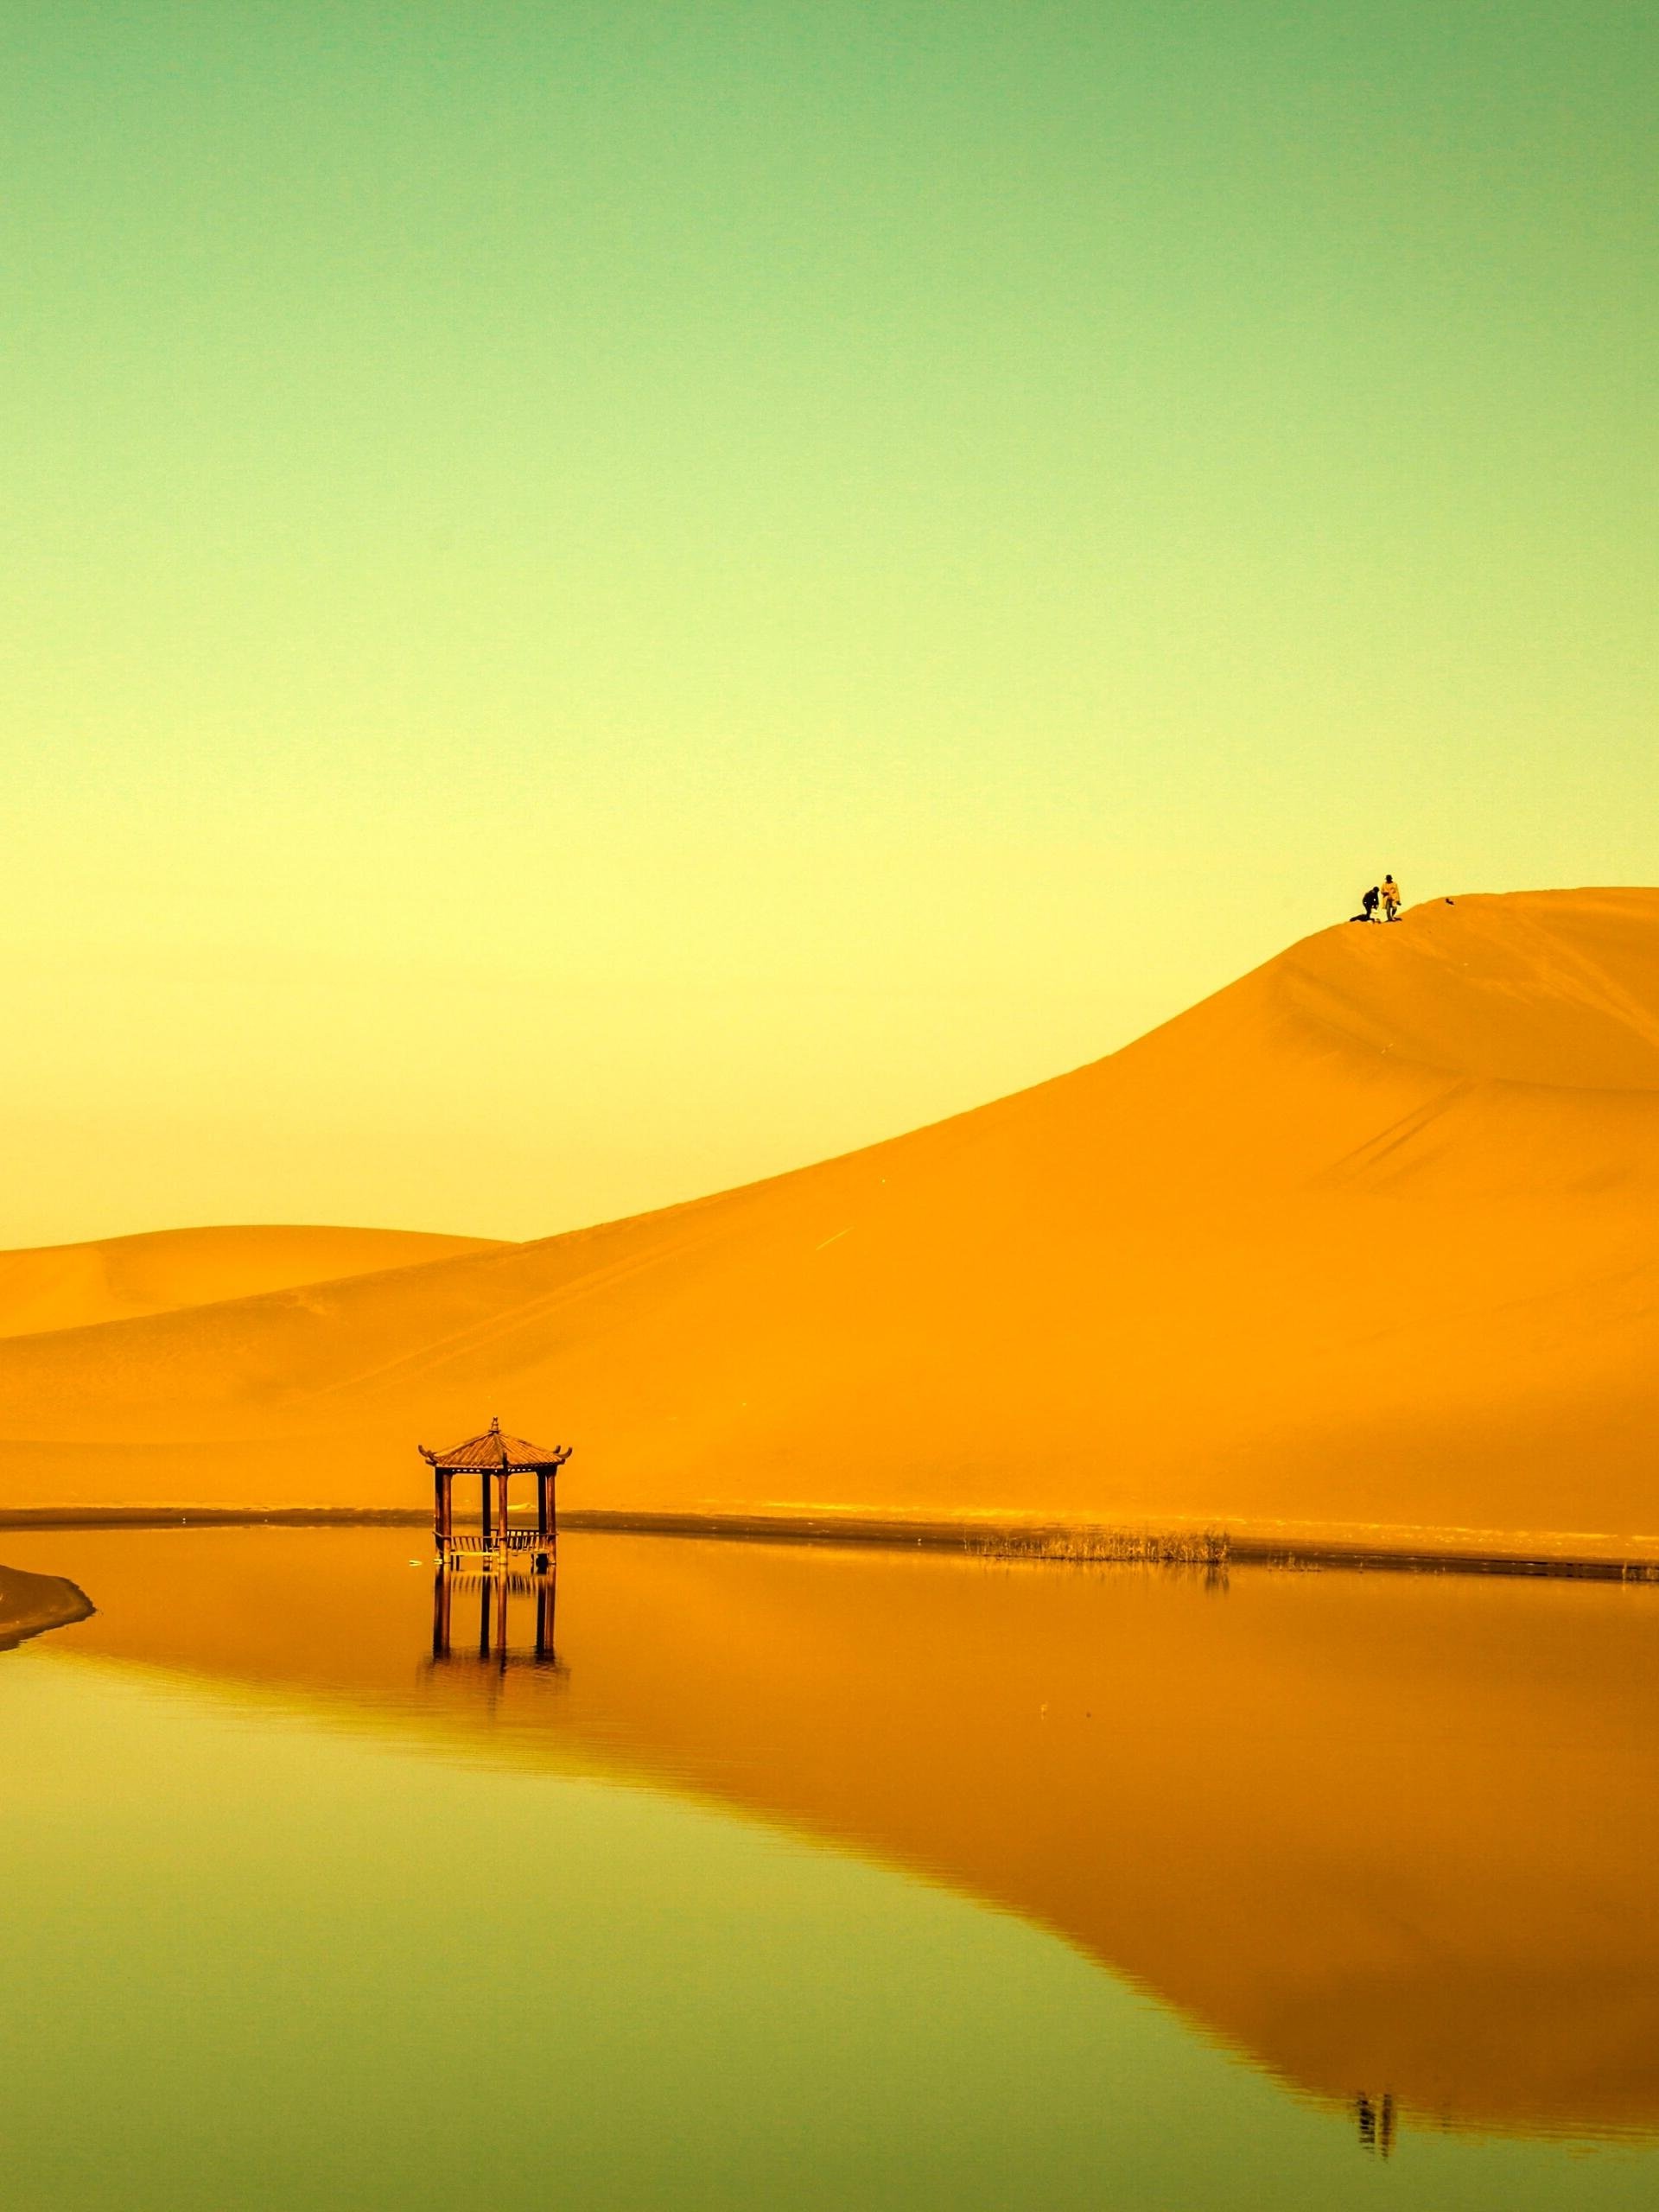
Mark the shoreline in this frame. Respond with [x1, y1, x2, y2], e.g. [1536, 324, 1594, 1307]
[3, 1503, 1657, 1582]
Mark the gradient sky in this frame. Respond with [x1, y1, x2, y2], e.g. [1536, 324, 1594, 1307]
[3, 3, 1654, 1246]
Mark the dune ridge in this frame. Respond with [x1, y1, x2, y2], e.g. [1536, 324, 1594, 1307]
[1, 889, 1656, 1560]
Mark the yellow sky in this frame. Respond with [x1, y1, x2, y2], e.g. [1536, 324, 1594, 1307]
[2, 4, 1653, 1243]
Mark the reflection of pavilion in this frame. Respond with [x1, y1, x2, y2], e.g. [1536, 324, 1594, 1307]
[1355, 2091, 1395, 2158]
[430, 1565, 559, 1668]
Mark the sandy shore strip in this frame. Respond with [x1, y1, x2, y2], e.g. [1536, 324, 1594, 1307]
[0, 1561, 95, 1650]
[2, 1503, 1656, 1580]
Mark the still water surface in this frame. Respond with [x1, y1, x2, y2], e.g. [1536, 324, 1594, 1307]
[1, 1527, 1656, 2209]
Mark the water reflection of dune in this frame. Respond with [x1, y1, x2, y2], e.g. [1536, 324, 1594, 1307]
[17, 1526, 1659, 2141]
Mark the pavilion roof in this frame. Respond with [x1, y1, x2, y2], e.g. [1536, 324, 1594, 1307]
[419, 1418, 571, 1473]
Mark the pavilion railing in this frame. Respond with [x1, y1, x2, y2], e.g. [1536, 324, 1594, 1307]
[437, 1529, 553, 1558]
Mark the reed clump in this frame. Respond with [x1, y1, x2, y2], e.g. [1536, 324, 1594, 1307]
[968, 1525, 1232, 1569]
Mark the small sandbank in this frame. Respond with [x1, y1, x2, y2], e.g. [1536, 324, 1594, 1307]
[0, 1560, 95, 1650]
[3, 1503, 1656, 1580]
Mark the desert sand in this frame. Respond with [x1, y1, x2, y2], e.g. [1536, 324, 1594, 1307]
[0, 1224, 505, 1340]
[0, 1560, 93, 1650]
[1, 888, 1656, 1560]
[11, 1524, 1657, 2135]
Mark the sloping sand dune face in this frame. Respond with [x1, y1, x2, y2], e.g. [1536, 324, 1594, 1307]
[0, 1224, 505, 1341]
[0, 889, 1656, 1557]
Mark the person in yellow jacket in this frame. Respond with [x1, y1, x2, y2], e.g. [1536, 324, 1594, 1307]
[1381, 874, 1402, 921]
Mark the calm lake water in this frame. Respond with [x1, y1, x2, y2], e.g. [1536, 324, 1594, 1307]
[1, 1526, 1656, 2210]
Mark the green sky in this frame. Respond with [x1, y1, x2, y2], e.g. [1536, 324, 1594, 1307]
[2, 2, 1653, 1243]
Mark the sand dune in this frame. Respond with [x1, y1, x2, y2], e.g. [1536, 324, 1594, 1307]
[0, 1224, 505, 1341]
[2, 889, 1656, 1558]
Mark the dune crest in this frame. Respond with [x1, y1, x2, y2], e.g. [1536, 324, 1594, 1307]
[1276, 890, 1659, 1089]
[1, 889, 1656, 1560]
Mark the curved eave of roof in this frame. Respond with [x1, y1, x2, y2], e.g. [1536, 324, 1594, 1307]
[419, 1433, 573, 1471]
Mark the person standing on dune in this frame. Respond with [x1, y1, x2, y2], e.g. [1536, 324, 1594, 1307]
[1382, 875, 1402, 921]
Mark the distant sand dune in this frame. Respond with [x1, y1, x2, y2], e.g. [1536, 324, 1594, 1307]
[1, 889, 1656, 1560]
[0, 1224, 506, 1341]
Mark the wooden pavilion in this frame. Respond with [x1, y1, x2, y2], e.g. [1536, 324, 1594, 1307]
[419, 1418, 572, 1574]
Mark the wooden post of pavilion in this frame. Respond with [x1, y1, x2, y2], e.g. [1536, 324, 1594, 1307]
[418, 1420, 573, 1576]
[536, 1465, 556, 1573]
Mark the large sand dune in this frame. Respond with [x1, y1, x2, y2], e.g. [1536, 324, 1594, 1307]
[0, 1224, 505, 1340]
[2, 889, 1656, 1558]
